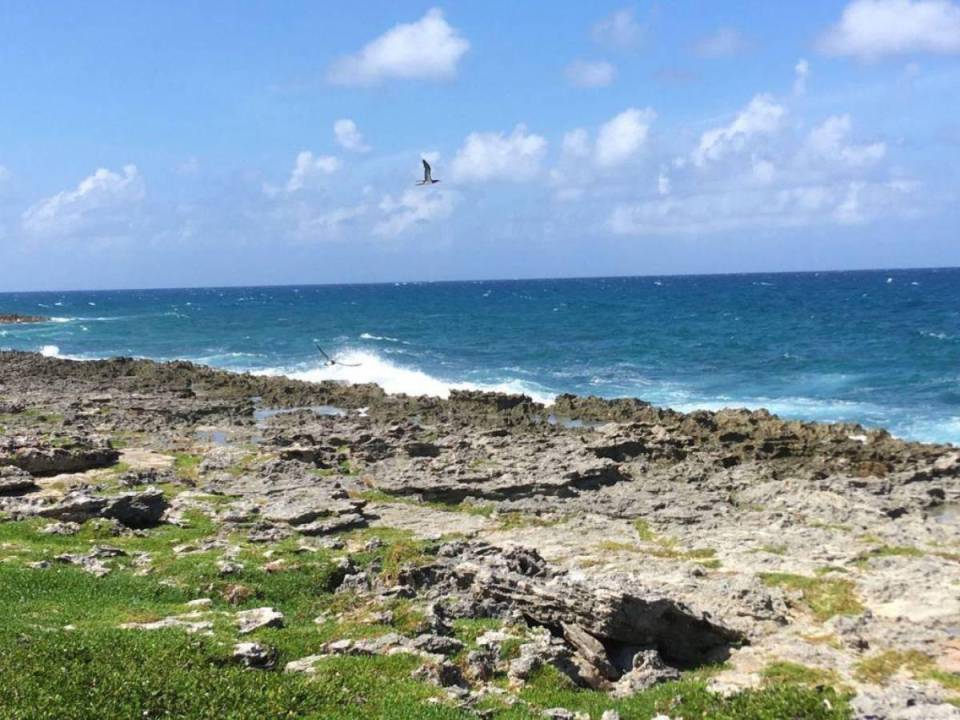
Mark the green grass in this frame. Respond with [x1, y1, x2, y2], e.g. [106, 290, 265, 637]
[762, 661, 842, 688]
[173, 452, 203, 482]
[0, 516, 855, 719]
[632, 518, 657, 541]
[852, 545, 925, 568]
[854, 650, 960, 692]
[757, 544, 788, 555]
[760, 573, 864, 621]
[481, 665, 851, 719]
[597, 539, 719, 566]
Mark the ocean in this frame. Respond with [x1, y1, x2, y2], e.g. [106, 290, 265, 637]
[1, 268, 958, 445]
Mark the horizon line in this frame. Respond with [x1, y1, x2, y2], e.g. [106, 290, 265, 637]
[2, 263, 959, 295]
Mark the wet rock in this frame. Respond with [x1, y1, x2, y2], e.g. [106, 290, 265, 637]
[236, 607, 284, 634]
[0, 314, 48, 324]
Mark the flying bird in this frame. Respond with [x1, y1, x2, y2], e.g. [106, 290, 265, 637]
[416, 159, 440, 185]
[315, 343, 362, 368]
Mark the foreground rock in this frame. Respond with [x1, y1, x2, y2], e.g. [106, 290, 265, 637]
[1, 350, 959, 718]
[0, 435, 120, 476]
[1, 488, 168, 528]
[0, 314, 48, 324]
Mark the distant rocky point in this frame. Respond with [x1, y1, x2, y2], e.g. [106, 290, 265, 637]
[0, 314, 49, 324]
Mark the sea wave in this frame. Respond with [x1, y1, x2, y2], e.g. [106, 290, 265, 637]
[258, 349, 556, 404]
[359, 332, 405, 343]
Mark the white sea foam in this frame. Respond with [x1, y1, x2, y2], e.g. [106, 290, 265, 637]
[259, 349, 555, 404]
[40, 344, 61, 357]
[359, 332, 404, 343]
[49, 317, 71, 323]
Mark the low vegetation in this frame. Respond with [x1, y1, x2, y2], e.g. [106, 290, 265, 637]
[760, 573, 864, 621]
[0, 515, 855, 719]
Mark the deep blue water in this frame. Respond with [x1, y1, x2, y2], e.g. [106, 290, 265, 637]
[2, 269, 959, 444]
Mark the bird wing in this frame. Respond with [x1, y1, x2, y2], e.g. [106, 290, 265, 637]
[314, 344, 332, 363]
[422, 159, 432, 182]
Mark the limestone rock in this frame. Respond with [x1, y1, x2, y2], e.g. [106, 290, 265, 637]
[236, 607, 284, 634]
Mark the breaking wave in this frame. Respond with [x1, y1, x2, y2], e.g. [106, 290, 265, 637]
[259, 349, 555, 404]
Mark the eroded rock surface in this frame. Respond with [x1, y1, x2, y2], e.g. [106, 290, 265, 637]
[2, 350, 959, 718]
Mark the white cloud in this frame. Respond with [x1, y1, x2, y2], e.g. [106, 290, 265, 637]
[693, 27, 748, 57]
[794, 59, 810, 95]
[608, 179, 913, 235]
[334, 119, 371, 152]
[451, 125, 548, 182]
[752, 156, 777, 184]
[285, 151, 340, 193]
[296, 204, 368, 240]
[22, 165, 145, 239]
[328, 8, 469, 86]
[565, 59, 616, 88]
[806, 115, 887, 166]
[562, 128, 591, 157]
[657, 168, 671, 196]
[693, 94, 785, 167]
[818, 0, 960, 59]
[592, 8, 644, 48]
[595, 107, 656, 167]
[375, 188, 456, 236]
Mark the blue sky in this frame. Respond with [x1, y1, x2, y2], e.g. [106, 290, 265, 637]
[1, 0, 959, 290]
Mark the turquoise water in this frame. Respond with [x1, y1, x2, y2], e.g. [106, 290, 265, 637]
[2, 268, 958, 444]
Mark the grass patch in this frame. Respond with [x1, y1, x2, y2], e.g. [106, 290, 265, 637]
[762, 661, 841, 688]
[758, 544, 788, 555]
[172, 452, 203, 482]
[852, 545, 924, 568]
[760, 573, 863, 621]
[853, 650, 959, 691]
[633, 518, 657, 541]
[484, 664, 851, 719]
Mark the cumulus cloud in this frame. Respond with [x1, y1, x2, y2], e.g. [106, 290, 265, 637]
[22, 165, 145, 239]
[794, 59, 810, 95]
[296, 204, 368, 240]
[693, 94, 785, 167]
[818, 0, 960, 59]
[334, 119, 371, 152]
[806, 115, 887, 166]
[375, 188, 456, 236]
[451, 125, 548, 182]
[285, 151, 340, 193]
[657, 168, 671, 196]
[608, 179, 914, 235]
[328, 8, 469, 86]
[692, 27, 748, 57]
[595, 107, 656, 167]
[592, 8, 644, 48]
[562, 128, 591, 157]
[565, 59, 616, 88]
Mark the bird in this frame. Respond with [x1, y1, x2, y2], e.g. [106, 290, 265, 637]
[315, 343, 362, 368]
[416, 158, 440, 185]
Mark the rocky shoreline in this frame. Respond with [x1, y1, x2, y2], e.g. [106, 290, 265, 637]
[1, 349, 958, 719]
[0, 314, 49, 324]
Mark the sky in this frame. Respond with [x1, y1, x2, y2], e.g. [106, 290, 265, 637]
[1, 0, 959, 291]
